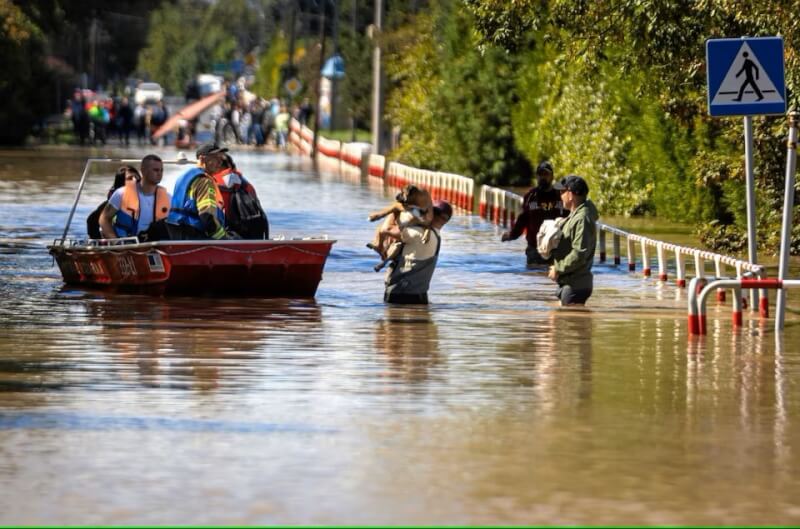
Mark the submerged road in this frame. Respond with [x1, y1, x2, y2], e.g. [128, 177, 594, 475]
[1, 147, 800, 524]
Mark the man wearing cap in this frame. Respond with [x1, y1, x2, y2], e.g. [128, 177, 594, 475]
[548, 175, 599, 305]
[205, 150, 269, 239]
[383, 200, 453, 304]
[501, 161, 568, 267]
[165, 142, 233, 240]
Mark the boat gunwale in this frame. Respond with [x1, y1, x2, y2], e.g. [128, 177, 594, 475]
[48, 238, 337, 254]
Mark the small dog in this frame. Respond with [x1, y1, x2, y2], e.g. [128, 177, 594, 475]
[367, 184, 434, 272]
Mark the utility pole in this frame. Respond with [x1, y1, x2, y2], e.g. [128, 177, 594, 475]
[370, 0, 383, 153]
[312, 0, 327, 158]
[288, 2, 297, 77]
[89, 15, 97, 89]
[282, 1, 297, 102]
[350, 0, 357, 141]
[330, 0, 339, 132]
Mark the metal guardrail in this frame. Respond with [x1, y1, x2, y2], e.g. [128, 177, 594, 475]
[688, 277, 800, 335]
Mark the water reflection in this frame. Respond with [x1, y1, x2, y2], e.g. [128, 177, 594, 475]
[85, 295, 323, 391]
[375, 306, 441, 384]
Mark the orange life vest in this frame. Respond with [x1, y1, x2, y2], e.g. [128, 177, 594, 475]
[113, 180, 170, 237]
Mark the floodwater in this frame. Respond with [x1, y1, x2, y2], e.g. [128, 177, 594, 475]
[2, 146, 800, 525]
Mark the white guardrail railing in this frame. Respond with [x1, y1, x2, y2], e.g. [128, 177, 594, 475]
[288, 118, 777, 326]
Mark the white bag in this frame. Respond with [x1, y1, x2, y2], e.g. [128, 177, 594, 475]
[536, 217, 568, 259]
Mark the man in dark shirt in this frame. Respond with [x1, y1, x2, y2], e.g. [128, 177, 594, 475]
[501, 161, 568, 267]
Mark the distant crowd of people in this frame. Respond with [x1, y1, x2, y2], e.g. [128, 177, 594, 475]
[207, 79, 313, 149]
[66, 89, 169, 147]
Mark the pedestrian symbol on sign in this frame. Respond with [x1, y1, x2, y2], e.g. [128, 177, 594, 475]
[709, 42, 784, 107]
[733, 52, 763, 101]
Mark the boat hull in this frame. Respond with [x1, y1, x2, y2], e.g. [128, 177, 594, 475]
[48, 239, 336, 297]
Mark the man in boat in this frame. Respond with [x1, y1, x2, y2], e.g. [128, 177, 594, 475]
[165, 143, 236, 240]
[383, 200, 453, 304]
[196, 144, 269, 239]
[98, 154, 171, 240]
[500, 161, 568, 268]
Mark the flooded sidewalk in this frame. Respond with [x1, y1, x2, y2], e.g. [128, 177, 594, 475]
[1, 147, 800, 524]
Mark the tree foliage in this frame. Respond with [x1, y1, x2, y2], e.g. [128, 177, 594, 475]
[0, 0, 54, 144]
[381, 0, 800, 254]
[137, 0, 264, 94]
[384, 0, 533, 185]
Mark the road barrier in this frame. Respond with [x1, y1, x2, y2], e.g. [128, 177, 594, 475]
[688, 277, 800, 335]
[288, 118, 781, 327]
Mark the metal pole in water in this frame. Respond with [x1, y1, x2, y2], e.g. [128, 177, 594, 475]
[776, 112, 798, 331]
[744, 115, 758, 312]
[370, 0, 383, 153]
[60, 160, 93, 243]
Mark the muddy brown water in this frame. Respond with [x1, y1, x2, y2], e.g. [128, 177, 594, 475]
[2, 146, 800, 524]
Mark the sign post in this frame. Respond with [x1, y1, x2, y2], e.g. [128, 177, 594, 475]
[776, 112, 798, 331]
[706, 36, 786, 312]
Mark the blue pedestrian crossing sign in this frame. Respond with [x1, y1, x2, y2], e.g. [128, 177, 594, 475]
[706, 36, 786, 116]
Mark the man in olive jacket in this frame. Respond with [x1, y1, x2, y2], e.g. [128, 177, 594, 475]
[548, 175, 599, 305]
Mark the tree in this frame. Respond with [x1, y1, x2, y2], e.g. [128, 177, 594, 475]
[0, 0, 54, 144]
[384, 0, 533, 185]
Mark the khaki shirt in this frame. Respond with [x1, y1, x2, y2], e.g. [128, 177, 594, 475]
[395, 226, 439, 273]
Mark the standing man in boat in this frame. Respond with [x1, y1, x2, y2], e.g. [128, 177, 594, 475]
[383, 200, 453, 304]
[165, 143, 235, 240]
[99, 154, 171, 240]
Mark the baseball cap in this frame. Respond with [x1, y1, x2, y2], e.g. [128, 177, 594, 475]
[536, 161, 554, 175]
[553, 175, 589, 196]
[196, 142, 229, 157]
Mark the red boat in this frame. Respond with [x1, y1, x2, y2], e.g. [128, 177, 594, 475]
[49, 157, 335, 297]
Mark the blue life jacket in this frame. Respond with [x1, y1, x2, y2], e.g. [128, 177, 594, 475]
[167, 167, 225, 233]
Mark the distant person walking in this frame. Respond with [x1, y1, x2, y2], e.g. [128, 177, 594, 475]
[117, 97, 134, 146]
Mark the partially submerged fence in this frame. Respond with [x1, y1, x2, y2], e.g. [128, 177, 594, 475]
[288, 119, 775, 327]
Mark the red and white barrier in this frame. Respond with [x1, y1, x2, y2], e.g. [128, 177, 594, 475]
[367, 154, 386, 179]
[688, 277, 799, 335]
[478, 185, 522, 227]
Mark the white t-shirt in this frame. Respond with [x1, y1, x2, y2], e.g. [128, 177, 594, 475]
[109, 185, 159, 233]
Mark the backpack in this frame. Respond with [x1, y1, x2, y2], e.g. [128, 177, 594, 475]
[228, 186, 269, 239]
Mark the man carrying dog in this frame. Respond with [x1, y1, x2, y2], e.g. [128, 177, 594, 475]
[548, 175, 598, 305]
[383, 200, 453, 304]
[501, 161, 568, 267]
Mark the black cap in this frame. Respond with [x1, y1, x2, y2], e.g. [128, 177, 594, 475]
[553, 175, 589, 196]
[196, 142, 229, 157]
[536, 161, 554, 175]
